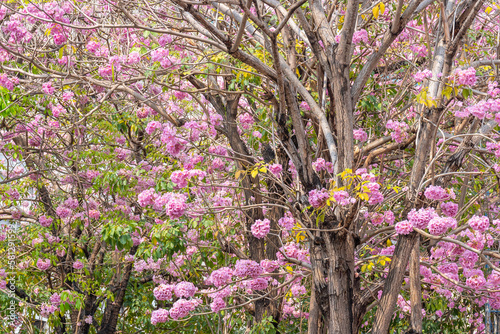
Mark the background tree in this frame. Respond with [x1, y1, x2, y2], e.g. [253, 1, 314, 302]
[0, 0, 499, 333]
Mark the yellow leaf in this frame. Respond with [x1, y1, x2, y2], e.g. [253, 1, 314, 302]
[387, 239, 392, 247]
[485, 6, 493, 14]
[379, 2, 385, 15]
[235, 170, 243, 179]
[372, 5, 379, 19]
[251, 169, 258, 178]
[358, 193, 369, 201]
[259, 167, 267, 173]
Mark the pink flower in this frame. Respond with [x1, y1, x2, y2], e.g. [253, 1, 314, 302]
[268, 163, 283, 176]
[413, 69, 432, 82]
[353, 129, 368, 142]
[169, 299, 198, 320]
[234, 260, 262, 278]
[436, 310, 443, 318]
[151, 309, 169, 325]
[88, 209, 100, 220]
[128, 51, 141, 64]
[210, 297, 226, 312]
[73, 261, 84, 270]
[407, 207, 438, 229]
[154, 284, 175, 300]
[278, 214, 295, 230]
[251, 219, 270, 239]
[50, 293, 61, 306]
[468, 216, 489, 233]
[37, 259, 51, 270]
[352, 29, 369, 44]
[455, 67, 477, 86]
[460, 251, 479, 269]
[42, 82, 55, 95]
[308, 188, 330, 208]
[145, 121, 162, 134]
[174, 282, 197, 298]
[395, 220, 413, 235]
[424, 185, 452, 201]
[428, 217, 449, 235]
[260, 260, 279, 273]
[249, 277, 269, 290]
[209, 267, 233, 287]
[39, 215, 53, 227]
[440, 202, 458, 217]
[332, 190, 353, 206]
[166, 194, 187, 219]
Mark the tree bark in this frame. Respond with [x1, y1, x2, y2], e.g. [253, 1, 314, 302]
[409, 237, 423, 333]
[372, 232, 418, 334]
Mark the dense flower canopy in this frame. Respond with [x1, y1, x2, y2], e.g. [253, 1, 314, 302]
[0, 0, 499, 333]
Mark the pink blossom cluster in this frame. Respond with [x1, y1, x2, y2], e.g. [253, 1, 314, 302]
[209, 267, 233, 287]
[50, 293, 61, 306]
[249, 277, 269, 290]
[41, 303, 58, 317]
[440, 201, 458, 217]
[407, 207, 438, 229]
[268, 163, 283, 176]
[174, 282, 197, 298]
[468, 215, 489, 233]
[386, 120, 409, 143]
[424, 185, 454, 201]
[37, 259, 51, 270]
[332, 190, 354, 206]
[394, 220, 413, 235]
[171, 169, 206, 188]
[353, 128, 368, 142]
[234, 260, 263, 278]
[260, 259, 279, 273]
[150, 309, 169, 325]
[165, 194, 187, 219]
[251, 219, 270, 239]
[0, 73, 19, 91]
[352, 29, 369, 45]
[455, 67, 477, 86]
[465, 269, 486, 290]
[238, 113, 254, 129]
[456, 99, 500, 119]
[312, 158, 334, 173]
[488, 81, 500, 97]
[39, 215, 53, 227]
[169, 298, 201, 320]
[154, 284, 175, 300]
[413, 69, 432, 82]
[308, 188, 330, 208]
[278, 213, 295, 230]
[428, 217, 456, 235]
[73, 261, 84, 270]
[366, 182, 384, 205]
[210, 297, 226, 312]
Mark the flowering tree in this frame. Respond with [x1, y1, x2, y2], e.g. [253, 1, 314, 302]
[1, 0, 500, 333]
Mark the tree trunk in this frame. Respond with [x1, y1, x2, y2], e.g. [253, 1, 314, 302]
[409, 237, 423, 333]
[372, 232, 419, 334]
[325, 231, 355, 334]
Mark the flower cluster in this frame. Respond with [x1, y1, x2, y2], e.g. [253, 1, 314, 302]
[308, 188, 330, 208]
[413, 69, 432, 82]
[251, 219, 270, 239]
[424, 185, 454, 201]
[353, 128, 368, 142]
[455, 67, 477, 86]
